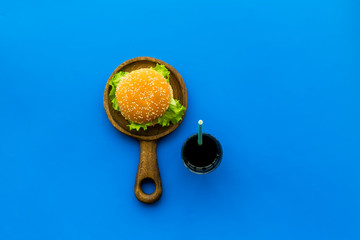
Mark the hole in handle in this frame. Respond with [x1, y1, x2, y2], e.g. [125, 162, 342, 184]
[140, 178, 156, 195]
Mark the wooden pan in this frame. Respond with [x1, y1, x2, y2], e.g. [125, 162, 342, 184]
[103, 57, 187, 204]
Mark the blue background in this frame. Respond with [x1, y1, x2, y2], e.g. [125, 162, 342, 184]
[1, 0, 359, 239]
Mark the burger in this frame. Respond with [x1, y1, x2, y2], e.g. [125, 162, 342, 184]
[108, 64, 186, 131]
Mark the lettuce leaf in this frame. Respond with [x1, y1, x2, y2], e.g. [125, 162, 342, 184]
[151, 64, 170, 82]
[109, 71, 128, 111]
[157, 98, 186, 127]
[127, 121, 153, 131]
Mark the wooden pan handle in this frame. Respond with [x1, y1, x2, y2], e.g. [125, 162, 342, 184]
[134, 140, 162, 204]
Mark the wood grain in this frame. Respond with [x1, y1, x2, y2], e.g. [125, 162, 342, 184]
[103, 57, 187, 204]
[134, 140, 161, 203]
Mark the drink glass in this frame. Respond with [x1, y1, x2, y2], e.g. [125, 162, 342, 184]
[181, 133, 223, 174]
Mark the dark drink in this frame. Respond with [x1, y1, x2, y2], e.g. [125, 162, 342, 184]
[181, 133, 223, 174]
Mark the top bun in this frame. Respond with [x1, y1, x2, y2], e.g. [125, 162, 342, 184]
[115, 68, 172, 124]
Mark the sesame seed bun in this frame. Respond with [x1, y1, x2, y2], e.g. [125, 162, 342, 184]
[115, 68, 172, 124]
